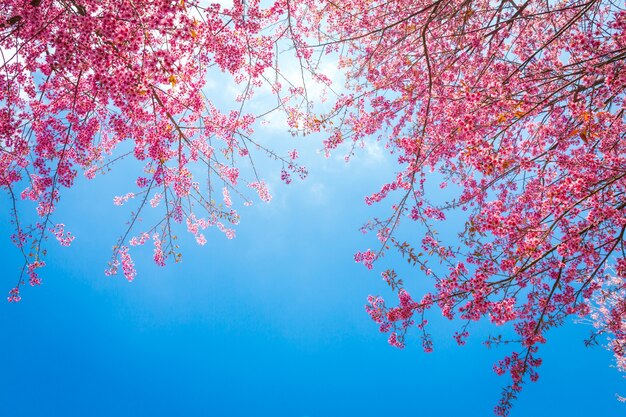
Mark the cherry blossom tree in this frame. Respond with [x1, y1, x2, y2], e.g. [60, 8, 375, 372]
[2, 0, 625, 414]
[304, 0, 625, 413]
[1, 0, 316, 296]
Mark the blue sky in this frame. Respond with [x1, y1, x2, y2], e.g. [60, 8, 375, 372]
[1, 44, 624, 416]
[1, 126, 625, 417]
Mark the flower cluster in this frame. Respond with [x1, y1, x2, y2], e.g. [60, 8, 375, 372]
[2, 0, 310, 290]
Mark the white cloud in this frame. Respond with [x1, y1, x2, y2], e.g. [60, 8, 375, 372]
[308, 182, 328, 205]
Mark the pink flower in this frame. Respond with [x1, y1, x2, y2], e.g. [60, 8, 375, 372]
[7, 287, 21, 303]
[119, 246, 136, 282]
[113, 192, 135, 206]
[222, 187, 232, 208]
[249, 181, 271, 202]
[354, 250, 376, 270]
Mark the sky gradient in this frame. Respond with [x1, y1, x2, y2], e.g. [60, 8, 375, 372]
[1, 132, 625, 417]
